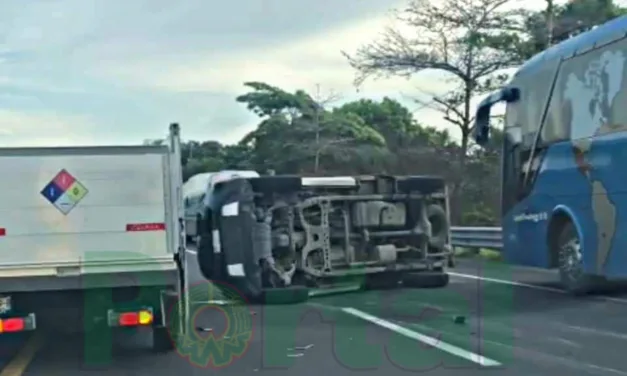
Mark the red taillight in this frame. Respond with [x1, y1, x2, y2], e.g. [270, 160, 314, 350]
[126, 223, 166, 232]
[1, 318, 24, 332]
[118, 310, 153, 327]
[0, 228, 5, 236]
[119, 312, 138, 326]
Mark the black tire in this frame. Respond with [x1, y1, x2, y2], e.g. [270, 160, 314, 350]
[249, 176, 302, 194]
[397, 176, 445, 195]
[152, 326, 175, 353]
[557, 222, 598, 295]
[402, 272, 449, 288]
[259, 286, 310, 305]
[363, 272, 403, 290]
[426, 204, 449, 249]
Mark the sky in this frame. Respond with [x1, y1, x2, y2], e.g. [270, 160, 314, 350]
[0, 0, 593, 147]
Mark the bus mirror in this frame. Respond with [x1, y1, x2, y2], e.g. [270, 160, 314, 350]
[474, 105, 491, 145]
[502, 87, 520, 102]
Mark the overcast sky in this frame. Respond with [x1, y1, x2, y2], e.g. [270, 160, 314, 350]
[0, 0, 596, 146]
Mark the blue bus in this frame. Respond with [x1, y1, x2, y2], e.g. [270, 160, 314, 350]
[474, 15, 627, 294]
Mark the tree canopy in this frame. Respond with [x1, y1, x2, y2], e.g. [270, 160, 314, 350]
[175, 0, 626, 226]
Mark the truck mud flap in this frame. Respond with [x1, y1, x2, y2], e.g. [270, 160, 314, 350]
[209, 178, 263, 300]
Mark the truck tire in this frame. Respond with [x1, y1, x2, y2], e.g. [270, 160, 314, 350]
[402, 272, 449, 288]
[152, 326, 175, 353]
[557, 222, 600, 295]
[259, 286, 310, 305]
[249, 176, 302, 194]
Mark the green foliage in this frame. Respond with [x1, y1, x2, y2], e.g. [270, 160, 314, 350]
[183, 81, 501, 225]
[521, 0, 627, 59]
[180, 0, 627, 226]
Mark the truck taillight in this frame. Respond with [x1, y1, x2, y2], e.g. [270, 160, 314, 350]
[0, 318, 24, 332]
[0, 228, 5, 236]
[118, 310, 153, 326]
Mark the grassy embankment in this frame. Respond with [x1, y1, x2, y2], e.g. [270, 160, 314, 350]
[453, 247, 503, 262]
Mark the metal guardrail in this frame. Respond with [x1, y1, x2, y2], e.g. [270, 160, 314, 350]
[450, 226, 503, 250]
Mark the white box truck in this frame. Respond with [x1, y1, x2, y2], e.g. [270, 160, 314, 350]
[0, 123, 186, 352]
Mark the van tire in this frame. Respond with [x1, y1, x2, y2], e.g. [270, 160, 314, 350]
[403, 272, 449, 288]
[427, 204, 449, 249]
[250, 176, 302, 194]
[363, 272, 403, 290]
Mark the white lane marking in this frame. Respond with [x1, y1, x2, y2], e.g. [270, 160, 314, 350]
[341, 307, 501, 367]
[448, 272, 563, 293]
[448, 271, 627, 304]
[565, 324, 627, 341]
[191, 300, 232, 305]
[186, 249, 197, 255]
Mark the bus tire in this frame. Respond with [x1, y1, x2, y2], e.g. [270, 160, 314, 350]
[557, 222, 596, 295]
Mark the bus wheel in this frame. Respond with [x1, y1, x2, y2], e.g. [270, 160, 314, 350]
[557, 222, 594, 295]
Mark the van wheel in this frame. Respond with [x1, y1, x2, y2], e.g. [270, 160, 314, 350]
[557, 222, 597, 295]
[403, 272, 449, 288]
[363, 272, 403, 290]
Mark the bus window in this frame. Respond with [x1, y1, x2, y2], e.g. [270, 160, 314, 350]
[518, 66, 558, 147]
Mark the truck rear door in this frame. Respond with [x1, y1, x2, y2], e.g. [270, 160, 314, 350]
[0, 146, 178, 276]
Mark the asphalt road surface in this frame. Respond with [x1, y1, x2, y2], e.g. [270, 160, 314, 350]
[3, 252, 627, 375]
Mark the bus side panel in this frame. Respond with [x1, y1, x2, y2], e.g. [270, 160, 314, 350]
[502, 142, 595, 269]
[576, 132, 627, 278]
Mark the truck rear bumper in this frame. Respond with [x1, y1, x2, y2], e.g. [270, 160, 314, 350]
[0, 283, 178, 335]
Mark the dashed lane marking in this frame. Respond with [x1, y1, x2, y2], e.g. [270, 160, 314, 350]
[0, 333, 44, 376]
[448, 272, 627, 304]
[341, 307, 502, 367]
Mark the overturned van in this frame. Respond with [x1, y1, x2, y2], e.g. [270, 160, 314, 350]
[192, 174, 453, 303]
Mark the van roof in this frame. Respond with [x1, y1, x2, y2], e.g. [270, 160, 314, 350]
[517, 15, 627, 77]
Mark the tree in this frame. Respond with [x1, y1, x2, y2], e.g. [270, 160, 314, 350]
[177, 81, 501, 225]
[522, 0, 627, 59]
[236, 82, 386, 174]
[343, 0, 524, 222]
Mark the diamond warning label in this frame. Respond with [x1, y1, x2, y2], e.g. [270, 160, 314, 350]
[41, 169, 89, 215]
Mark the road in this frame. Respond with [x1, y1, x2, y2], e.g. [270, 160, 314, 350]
[2, 253, 627, 375]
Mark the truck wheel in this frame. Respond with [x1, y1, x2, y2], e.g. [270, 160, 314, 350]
[152, 326, 175, 353]
[364, 272, 403, 290]
[260, 286, 310, 305]
[402, 272, 449, 288]
[557, 222, 599, 295]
